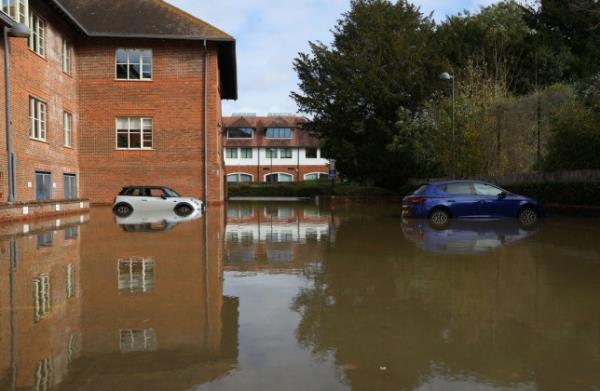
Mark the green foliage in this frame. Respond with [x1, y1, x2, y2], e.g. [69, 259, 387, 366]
[228, 182, 395, 198]
[292, 0, 600, 189]
[292, 0, 442, 189]
[544, 107, 600, 171]
[504, 182, 600, 206]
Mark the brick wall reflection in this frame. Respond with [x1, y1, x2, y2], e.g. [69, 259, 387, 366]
[0, 206, 237, 390]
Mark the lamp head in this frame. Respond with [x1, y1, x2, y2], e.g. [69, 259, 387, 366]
[439, 72, 453, 81]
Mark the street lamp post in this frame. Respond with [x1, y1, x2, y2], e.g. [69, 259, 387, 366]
[4, 23, 31, 203]
[440, 72, 456, 179]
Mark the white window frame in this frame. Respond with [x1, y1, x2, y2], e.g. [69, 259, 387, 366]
[120, 328, 157, 353]
[28, 11, 45, 57]
[279, 148, 292, 159]
[264, 172, 294, 182]
[118, 257, 155, 294]
[115, 48, 153, 81]
[116, 117, 153, 150]
[225, 147, 238, 159]
[66, 264, 75, 299]
[227, 173, 253, 183]
[33, 273, 50, 322]
[1, 0, 28, 24]
[240, 147, 253, 159]
[64, 111, 73, 147]
[265, 127, 292, 139]
[226, 127, 254, 139]
[304, 172, 329, 181]
[265, 148, 278, 159]
[29, 96, 47, 141]
[62, 37, 72, 74]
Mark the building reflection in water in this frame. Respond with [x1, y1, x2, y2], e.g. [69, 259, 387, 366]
[224, 202, 338, 271]
[0, 206, 238, 391]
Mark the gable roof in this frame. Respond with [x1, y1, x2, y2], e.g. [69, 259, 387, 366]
[48, 0, 237, 99]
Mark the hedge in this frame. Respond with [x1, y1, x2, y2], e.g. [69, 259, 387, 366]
[503, 182, 600, 207]
[228, 182, 395, 198]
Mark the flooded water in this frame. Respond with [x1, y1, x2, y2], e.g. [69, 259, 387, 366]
[1, 202, 600, 390]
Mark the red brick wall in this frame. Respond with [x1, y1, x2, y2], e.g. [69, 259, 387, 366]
[77, 39, 225, 204]
[0, 33, 6, 201]
[10, 0, 80, 203]
[226, 165, 330, 183]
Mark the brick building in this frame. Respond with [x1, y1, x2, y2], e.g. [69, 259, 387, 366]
[1, 0, 236, 205]
[223, 115, 330, 183]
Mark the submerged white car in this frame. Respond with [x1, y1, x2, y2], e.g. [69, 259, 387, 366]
[112, 186, 204, 217]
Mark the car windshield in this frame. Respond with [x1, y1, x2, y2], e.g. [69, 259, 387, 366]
[163, 188, 180, 197]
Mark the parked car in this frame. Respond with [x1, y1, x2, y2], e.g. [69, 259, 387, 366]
[112, 186, 204, 217]
[115, 208, 203, 232]
[402, 180, 544, 228]
[401, 217, 541, 255]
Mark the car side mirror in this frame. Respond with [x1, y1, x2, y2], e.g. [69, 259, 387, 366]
[498, 192, 507, 199]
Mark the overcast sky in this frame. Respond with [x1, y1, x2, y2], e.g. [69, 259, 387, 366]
[169, 0, 499, 116]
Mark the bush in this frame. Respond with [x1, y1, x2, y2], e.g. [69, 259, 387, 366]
[504, 182, 600, 206]
[228, 182, 395, 198]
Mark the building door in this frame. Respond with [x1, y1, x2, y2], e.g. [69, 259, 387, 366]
[35, 171, 52, 201]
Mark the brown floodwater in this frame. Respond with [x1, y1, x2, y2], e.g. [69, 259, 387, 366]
[1, 202, 599, 390]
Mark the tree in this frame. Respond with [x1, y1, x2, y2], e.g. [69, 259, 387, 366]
[292, 0, 442, 188]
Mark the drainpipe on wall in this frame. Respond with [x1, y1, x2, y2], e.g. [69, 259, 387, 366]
[203, 40, 209, 206]
[4, 23, 31, 203]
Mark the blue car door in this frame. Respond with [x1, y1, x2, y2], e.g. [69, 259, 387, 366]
[442, 182, 480, 217]
[473, 183, 514, 217]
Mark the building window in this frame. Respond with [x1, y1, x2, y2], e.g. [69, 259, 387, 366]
[265, 173, 294, 183]
[118, 258, 155, 295]
[240, 148, 253, 159]
[29, 97, 47, 141]
[116, 117, 153, 150]
[66, 264, 75, 299]
[62, 37, 71, 74]
[64, 111, 73, 147]
[37, 231, 53, 248]
[33, 358, 53, 391]
[28, 11, 45, 57]
[33, 274, 50, 322]
[64, 174, 77, 199]
[116, 49, 152, 80]
[225, 148, 238, 159]
[305, 148, 318, 159]
[120, 329, 157, 353]
[1, 0, 28, 23]
[266, 127, 292, 139]
[266, 148, 278, 159]
[304, 173, 328, 181]
[65, 225, 79, 240]
[280, 148, 292, 159]
[226, 127, 253, 139]
[35, 171, 52, 201]
[227, 173, 253, 183]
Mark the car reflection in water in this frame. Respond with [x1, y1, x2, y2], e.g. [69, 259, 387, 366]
[401, 217, 542, 255]
[114, 208, 203, 232]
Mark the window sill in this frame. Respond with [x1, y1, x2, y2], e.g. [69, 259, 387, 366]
[114, 78, 153, 82]
[30, 137, 48, 144]
[29, 49, 47, 61]
[115, 148, 155, 151]
[64, 145, 74, 149]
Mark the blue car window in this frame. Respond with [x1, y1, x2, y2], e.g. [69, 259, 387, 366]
[473, 183, 504, 196]
[443, 183, 473, 195]
[412, 185, 429, 195]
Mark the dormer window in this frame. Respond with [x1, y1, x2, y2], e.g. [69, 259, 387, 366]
[226, 127, 253, 139]
[265, 127, 292, 139]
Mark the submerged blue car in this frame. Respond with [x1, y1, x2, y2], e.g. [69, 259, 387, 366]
[402, 180, 544, 227]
